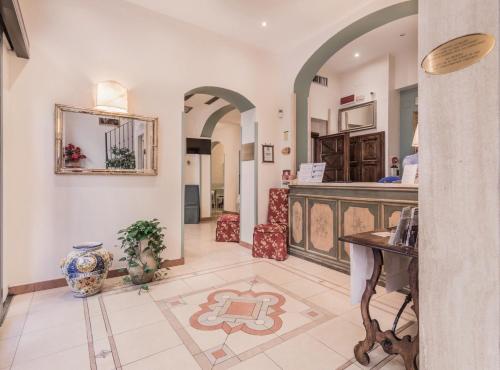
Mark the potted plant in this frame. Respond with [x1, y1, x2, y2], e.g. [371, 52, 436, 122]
[106, 146, 136, 169]
[64, 143, 86, 168]
[117, 219, 166, 284]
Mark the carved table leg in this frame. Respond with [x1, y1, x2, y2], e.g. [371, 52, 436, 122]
[354, 248, 383, 365]
[400, 257, 419, 370]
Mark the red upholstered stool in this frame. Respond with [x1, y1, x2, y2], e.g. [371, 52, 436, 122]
[252, 188, 289, 261]
[216, 214, 240, 242]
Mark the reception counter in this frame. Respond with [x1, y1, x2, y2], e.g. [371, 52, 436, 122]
[288, 182, 418, 273]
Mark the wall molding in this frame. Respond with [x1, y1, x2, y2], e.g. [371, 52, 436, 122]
[8, 258, 185, 296]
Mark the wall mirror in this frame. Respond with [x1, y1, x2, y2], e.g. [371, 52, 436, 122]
[338, 101, 376, 133]
[55, 105, 158, 175]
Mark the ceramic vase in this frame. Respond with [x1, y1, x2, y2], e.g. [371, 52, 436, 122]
[128, 239, 157, 285]
[60, 242, 113, 297]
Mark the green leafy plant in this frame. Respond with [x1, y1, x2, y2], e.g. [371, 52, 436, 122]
[106, 146, 136, 169]
[117, 219, 166, 273]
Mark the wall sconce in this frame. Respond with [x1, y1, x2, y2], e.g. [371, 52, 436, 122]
[95, 81, 128, 113]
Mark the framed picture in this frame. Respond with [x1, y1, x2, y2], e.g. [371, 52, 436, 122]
[262, 144, 274, 163]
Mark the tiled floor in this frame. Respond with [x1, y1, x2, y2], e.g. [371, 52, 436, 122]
[0, 221, 417, 369]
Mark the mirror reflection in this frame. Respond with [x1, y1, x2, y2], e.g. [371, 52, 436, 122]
[56, 105, 158, 175]
[338, 101, 376, 133]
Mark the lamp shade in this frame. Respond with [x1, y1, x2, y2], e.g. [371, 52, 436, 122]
[95, 81, 128, 113]
[412, 124, 419, 147]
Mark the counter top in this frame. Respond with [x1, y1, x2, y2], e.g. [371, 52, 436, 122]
[289, 182, 418, 190]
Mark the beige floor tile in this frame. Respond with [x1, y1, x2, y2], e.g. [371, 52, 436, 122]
[340, 306, 410, 332]
[0, 314, 26, 340]
[281, 279, 330, 299]
[0, 336, 19, 369]
[29, 289, 82, 313]
[308, 289, 357, 315]
[90, 311, 109, 341]
[280, 295, 312, 313]
[214, 265, 257, 282]
[149, 279, 193, 301]
[11, 343, 90, 370]
[169, 302, 201, 327]
[273, 312, 312, 337]
[225, 330, 279, 355]
[114, 320, 182, 365]
[182, 273, 227, 291]
[93, 337, 115, 370]
[102, 289, 153, 312]
[13, 322, 87, 365]
[86, 295, 103, 316]
[230, 353, 280, 370]
[6, 294, 33, 318]
[253, 267, 300, 286]
[183, 323, 228, 352]
[23, 303, 85, 333]
[355, 346, 391, 369]
[122, 344, 200, 370]
[107, 301, 165, 334]
[308, 317, 365, 359]
[265, 333, 346, 370]
[380, 355, 406, 369]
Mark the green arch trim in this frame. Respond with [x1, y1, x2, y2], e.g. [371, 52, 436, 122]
[293, 0, 418, 168]
[211, 141, 221, 151]
[201, 105, 236, 138]
[185, 86, 255, 113]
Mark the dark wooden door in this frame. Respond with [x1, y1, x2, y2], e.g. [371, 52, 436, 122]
[349, 132, 385, 182]
[314, 133, 349, 182]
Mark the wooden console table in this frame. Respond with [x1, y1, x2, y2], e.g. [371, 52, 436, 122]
[339, 231, 419, 370]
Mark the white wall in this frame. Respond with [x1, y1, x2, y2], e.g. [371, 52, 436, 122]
[3, 0, 281, 287]
[419, 0, 499, 368]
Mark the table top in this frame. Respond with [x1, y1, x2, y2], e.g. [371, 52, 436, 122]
[339, 231, 418, 258]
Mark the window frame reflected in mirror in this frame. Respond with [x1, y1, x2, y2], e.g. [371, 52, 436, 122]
[337, 100, 377, 133]
[55, 104, 158, 176]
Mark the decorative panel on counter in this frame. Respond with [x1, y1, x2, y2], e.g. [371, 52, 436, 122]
[289, 195, 306, 250]
[307, 198, 338, 260]
[288, 183, 418, 273]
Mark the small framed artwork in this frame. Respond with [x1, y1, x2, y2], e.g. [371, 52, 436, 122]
[262, 144, 274, 163]
[99, 117, 120, 125]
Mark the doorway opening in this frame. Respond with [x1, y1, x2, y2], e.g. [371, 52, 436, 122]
[181, 86, 257, 258]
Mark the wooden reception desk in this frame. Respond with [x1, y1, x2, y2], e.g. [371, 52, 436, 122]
[288, 182, 418, 273]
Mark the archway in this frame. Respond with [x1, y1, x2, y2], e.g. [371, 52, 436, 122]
[182, 86, 258, 253]
[201, 105, 236, 138]
[293, 0, 418, 169]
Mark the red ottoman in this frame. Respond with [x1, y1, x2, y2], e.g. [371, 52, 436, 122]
[252, 188, 289, 261]
[216, 214, 240, 242]
[252, 224, 288, 261]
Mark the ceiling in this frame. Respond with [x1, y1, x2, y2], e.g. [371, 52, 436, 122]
[185, 94, 241, 124]
[123, 0, 374, 52]
[322, 15, 418, 75]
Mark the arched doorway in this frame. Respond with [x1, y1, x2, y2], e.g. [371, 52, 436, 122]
[182, 86, 258, 255]
[293, 0, 418, 169]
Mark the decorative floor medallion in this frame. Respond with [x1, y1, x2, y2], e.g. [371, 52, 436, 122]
[189, 289, 286, 335]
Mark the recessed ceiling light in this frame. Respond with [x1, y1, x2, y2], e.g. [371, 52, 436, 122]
[354, 52, 360, 58]
[261, 21, 267, 27]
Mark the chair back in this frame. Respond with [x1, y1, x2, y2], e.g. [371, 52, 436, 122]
[267, 188, 289, 225]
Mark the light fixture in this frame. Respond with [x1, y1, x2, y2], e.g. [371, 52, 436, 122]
[261, 21, 267, 27]
[95, 81, 128, 113]
[354, 52, 360, 58]
[412, 125, 419, 148]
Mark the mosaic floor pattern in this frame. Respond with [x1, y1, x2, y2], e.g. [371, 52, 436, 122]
[1, 221, 417, 370]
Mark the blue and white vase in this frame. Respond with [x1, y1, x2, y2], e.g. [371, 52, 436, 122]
[60, 242, 113, 297]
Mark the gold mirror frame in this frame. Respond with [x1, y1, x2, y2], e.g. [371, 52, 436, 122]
[55, 104, 158, 175]
[337, 101, 377, 133]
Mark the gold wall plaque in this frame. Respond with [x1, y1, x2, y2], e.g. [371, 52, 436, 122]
[241, 143, 254, 161]
[421, 33, 495, 75]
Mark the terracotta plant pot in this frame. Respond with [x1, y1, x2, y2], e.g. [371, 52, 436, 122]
[128, 239, 158, 284]
[65, 159, 81, 168]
